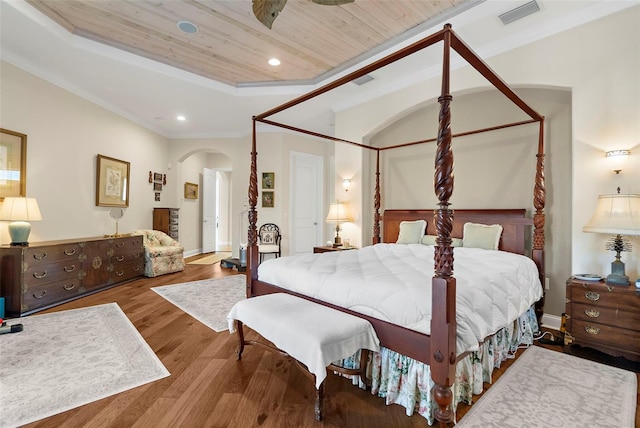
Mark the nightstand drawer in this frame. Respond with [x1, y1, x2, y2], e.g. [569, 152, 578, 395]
[569, 283, 640, 312]
[571, 302, 640, 330]
[571, 319, 640, 354]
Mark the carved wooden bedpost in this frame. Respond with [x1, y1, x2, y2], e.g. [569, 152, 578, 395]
[431, 24, 456, 428]
[247, 117, 259, 297]
[372, 150, 381, 244]
[533, 119, 546, 322]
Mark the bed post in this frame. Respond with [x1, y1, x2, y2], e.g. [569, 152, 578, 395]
[247, 117, 259, 297]
[431, 24, 456, 428]
[533, 119, 546, 322]
[372, 150, 381, 244]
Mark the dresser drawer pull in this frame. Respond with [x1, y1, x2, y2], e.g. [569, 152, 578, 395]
[584, 325, 600, 335]
[33, 271, 47, 279]
[115, 256, 125, 262]
[63, 283, 76, 291]
[33, 252, 48, 260]
[64, 265, 76, 273]
[115, 270, 125, 277]
[133, 265, 141, 272]
[64, 248, 76, 256]
[116, 242, 125, 248]
[133, 252, 141, 258]
[33, 290, 47, 299]
[584, 309, 600, 318]
[585, 291, 600, 301]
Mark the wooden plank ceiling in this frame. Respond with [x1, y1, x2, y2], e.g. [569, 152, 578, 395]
[26, 0, 471, 87]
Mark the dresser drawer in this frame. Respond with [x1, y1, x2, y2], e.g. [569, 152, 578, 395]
[22, 278, 82, 311]
[569, 283, 640, 312]
[571, 302, 640, 329]
[571, 319, 640, 354]
[23, 243, 82, 267]
[169, 209, 179, 218]
[111, 261, 144, 282]
[112, 250, 143, 266]
[23, 261, 82, 287]
[111, 236, 143, 256]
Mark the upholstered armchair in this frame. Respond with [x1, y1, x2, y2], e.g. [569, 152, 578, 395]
[134, 229, 185, 277]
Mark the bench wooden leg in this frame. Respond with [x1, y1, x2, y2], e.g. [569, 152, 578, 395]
[235, 320, 245, 360]
[315, 381, 324, 421]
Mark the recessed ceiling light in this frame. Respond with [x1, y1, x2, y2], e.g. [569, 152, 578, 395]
[176, 115, 186, 121]
[268, 58, 281, 66]
[177, 21, 199, 34]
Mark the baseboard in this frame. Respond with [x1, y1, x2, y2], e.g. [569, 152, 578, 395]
[541, 313, 561, 331]
[184, 249, 201, 258]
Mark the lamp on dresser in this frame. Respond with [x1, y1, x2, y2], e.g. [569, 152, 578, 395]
[326, 201, 352, 248]
[0, 197, 43, 246]
[583, 191, 640, 286]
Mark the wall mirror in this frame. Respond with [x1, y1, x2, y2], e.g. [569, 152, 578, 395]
[0, 128, 27, 200]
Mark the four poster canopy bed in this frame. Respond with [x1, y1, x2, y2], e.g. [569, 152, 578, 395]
[244, 24, 546, 426]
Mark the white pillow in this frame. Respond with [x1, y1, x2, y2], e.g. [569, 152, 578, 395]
[421, 234, 463, 247]
[396, 220, 427, 244]
[462, 222, 503, 250]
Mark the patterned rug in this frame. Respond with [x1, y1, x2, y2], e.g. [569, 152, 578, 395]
[0, 303, 169, 428]
[188, 252, 232, 265]
[456, 346, 637, 427]
[152, 275, 246, 332]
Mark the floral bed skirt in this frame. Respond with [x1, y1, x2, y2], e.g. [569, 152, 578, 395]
[337, 307, 540, 425]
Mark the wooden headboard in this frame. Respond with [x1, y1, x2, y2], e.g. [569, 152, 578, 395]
[382, 209, 533, 255]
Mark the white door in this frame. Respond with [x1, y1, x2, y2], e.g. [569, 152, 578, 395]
[202, 168, 217, 253]
[290, 152, 323, 254]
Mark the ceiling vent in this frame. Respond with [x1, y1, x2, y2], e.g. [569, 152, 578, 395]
[499, 1, 540, 25]
[353, 74, 374, 86]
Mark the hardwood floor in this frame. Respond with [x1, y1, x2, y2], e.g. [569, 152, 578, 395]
[21, 259, 640, 427]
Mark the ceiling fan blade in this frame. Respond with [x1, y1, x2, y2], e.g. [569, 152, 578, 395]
[311, 0, 354, 5]
[252, 0, 288, 29]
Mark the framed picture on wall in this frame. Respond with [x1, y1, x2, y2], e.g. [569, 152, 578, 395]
[262, 191, 274, 208]
[184, 182, 198, 199]
[153, 182, 162, 191]
[96, 154, 130, 207]
[0, 128, 27, 200]
[155, 192, 160, 201]
[153, 172, 163, 183]
[262, 172, 274, 189]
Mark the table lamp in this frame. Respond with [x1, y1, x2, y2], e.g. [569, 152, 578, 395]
[583, 192, 640, 285]
[0, 197, 43, 246]
[326, 201, 352, 248]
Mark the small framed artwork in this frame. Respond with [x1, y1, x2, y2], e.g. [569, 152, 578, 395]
[155, 192, 160, 201]
[184, 182, 198, 199]
[153, 182, 162, 191]
[96, 154, 130, 207]
[153, 172, 163, 183]
[262, 191, 274, 208]
[262, 172, 274, 189]
[0, 128, 27, 200]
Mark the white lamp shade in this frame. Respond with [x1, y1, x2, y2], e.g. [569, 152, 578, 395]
[583, 194, 640, 236]
[0, 197, 43, 221]
[326, 202, 353, 223]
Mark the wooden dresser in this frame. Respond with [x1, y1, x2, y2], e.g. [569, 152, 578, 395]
[153, 208, 179, 240]
[564, 277, 640, 361]
[0, 235, 144, 317]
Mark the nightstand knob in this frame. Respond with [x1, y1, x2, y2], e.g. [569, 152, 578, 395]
[584, 308, 600, 318]
[585, 325, 600, 335]
[585, 291, 600, 301]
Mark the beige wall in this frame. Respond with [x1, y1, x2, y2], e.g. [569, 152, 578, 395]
[334, 6, 640, 318]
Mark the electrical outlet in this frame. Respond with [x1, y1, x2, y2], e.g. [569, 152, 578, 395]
[545, 277, 550, 290]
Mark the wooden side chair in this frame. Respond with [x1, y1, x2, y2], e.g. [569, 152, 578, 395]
[258, 223, 281, 263]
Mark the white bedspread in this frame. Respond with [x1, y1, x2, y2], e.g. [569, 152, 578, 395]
[258, 243, 543, 354]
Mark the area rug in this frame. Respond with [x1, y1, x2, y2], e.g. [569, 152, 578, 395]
[456, 346, 637, 427]
[0, 303, 169, 428]
[188, 252, 232, 265]
[151, 275, 246, 332]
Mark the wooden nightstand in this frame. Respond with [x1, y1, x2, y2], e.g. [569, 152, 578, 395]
[564, 277, 640, 361]
[313, 246, 354, 253]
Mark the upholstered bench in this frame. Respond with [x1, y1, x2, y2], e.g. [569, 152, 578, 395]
[227, 293, 380, 421]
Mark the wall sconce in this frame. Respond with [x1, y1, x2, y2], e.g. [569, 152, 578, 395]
[342, 179, 351, 192]
[605, 149, 630, 174]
